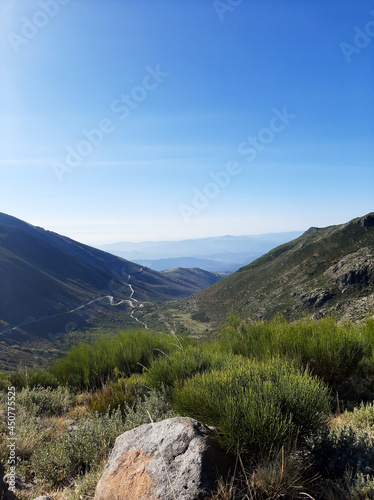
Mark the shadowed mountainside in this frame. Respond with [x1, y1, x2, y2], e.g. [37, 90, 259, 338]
[0, 213, 220, 368]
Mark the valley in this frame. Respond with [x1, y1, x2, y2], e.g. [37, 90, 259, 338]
[0, 212, 373, 370]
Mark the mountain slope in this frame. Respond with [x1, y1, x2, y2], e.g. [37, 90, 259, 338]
[161, 267, 222, 290]
[184, 214, 374, 324]
[0, 213, 219, 345]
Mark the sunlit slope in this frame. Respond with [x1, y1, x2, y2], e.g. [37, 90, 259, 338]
[185, 214, 374, 323]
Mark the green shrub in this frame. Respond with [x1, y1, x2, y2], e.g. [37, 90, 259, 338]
[220, 316, 370, 386]
[3, 367, 59, 390]
[174, 356, 330, 458]
[0, 373, 13, 392]
[362, 317, 374, 364]
[349, 473, 374, 498]
[49, 329, 184, 389]
[123, 388, 176, 431]
[347, 402, 374, 431]
[146, 343, 228, 390]
[317, 471, 374, 500]
[0, 408, 50, 470]
[31, 407, 124, 486]
[309, 426, 374, 480]
[17, 385, 75, 417]
[89, 374, 147, 414]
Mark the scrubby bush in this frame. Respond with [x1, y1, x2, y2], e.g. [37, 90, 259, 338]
[30, 389, 175, 487]
[17, 385, 75, 416]
[146, 342, 228, 390]
[174, 356, 330, 458]
[89, 373, 147, 414]
[349, 401, 374, 431]
[348, 473, 374, 498]
[0, 367, 59, 390]
[362, 317, 374, 348]
[0, 408, 51, 472]
[317, 471, 374, 500]
[49, 329, 184, 389]
[31, 407, 124, 486]
[309, 426, 374, 481]
[0, 372, 13, 392]
[123, 388, 176, 431]
[220, 315, 370, 386]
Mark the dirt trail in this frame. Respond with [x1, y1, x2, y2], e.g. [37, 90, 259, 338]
[0, 271, 149, 335]
[127, 274, 148, 329]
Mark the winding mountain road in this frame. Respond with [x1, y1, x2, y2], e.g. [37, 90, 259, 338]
[127, 273, 149, 330]
[0, 270, 149, 335]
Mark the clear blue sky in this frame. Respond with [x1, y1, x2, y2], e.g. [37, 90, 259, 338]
[0, 0, 373, 244]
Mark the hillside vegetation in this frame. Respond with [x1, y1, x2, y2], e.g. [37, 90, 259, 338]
[2, 316, 374, 499]
[184, 213, 374, 325]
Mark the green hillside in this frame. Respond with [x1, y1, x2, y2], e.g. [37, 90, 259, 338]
[183, 213, 374, 325]
[161, 267, 222, 289]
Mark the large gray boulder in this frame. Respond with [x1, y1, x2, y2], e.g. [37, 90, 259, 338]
[94, 417, 233, 500]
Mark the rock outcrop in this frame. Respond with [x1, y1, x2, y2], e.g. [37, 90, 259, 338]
[94, 417, 233, 500]
[324, 248, 374, 293]
[361, 214, 374, 229]
[298, 288, 333, 308]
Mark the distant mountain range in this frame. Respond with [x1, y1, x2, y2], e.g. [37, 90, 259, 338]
[181, 213, 374, 326]
[0, 213, 221, 369]
[99, 232, 303, 273]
